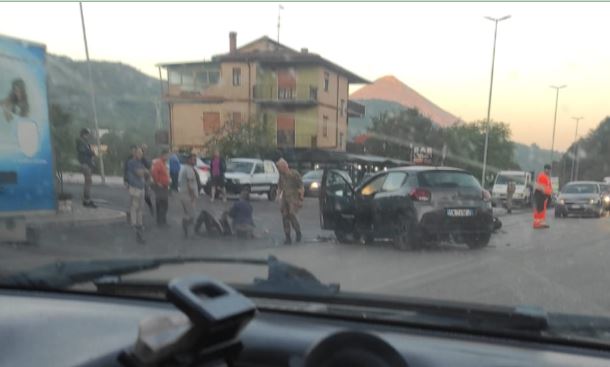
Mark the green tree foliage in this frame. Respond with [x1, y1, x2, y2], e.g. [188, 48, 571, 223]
[49, 104, 77, 173]
[365, 108, 519, 185]
[558, 117, 610, 184]
[204, 117, 276, 159]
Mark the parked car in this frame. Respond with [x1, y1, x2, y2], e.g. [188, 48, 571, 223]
[555, 181, 609, 218]
[303, 169, 352, 197]
[319, 166, 494, 250]
[224, 158, 279, 200]
[491, 170, 533, 208]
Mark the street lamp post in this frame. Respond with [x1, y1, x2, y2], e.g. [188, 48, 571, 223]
[549, 85, 567, 165]
[570, 116, 583, 181]
[481, 15, 511, 187]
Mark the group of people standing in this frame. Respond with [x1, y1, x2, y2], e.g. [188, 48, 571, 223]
[75, 132, 305, 244]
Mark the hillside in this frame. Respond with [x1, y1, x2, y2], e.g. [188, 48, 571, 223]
[348, 99, 407, 140]
[558, 116, 610, 183]
[47, 54, 165, 131]
[350, 75, 459, 127]
[513, 143, 556, 173]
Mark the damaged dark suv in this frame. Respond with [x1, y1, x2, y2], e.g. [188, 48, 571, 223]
[320, 166, 494, 250]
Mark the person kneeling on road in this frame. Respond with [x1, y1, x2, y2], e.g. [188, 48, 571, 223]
[222, 188, 255, 239]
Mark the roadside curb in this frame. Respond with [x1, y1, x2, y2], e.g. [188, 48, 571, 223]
[26, 209, 127, 230]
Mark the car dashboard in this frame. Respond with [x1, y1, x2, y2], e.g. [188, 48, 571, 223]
[2, 288, 610, 367]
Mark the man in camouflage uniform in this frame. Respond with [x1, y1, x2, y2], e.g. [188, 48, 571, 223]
[277, 159, 304, 245]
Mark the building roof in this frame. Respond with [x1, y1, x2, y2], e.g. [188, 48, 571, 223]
[158, 35, 369, 84]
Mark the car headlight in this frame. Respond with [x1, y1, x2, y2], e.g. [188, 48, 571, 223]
[590, 198, 598, 205]
[559, 199, 565, 205]
[604, 196, 610, 203]
[310, 182, 319, 190]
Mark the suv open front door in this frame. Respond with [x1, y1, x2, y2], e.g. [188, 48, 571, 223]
[319, 169, 355, 232]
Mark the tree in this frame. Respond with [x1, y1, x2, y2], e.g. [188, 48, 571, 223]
[204, 117, 276, 158]
[364, 108, 444, 161]
[365, 108, 519, 185]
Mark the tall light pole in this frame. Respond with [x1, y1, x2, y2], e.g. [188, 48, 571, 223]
[570, 116, 583, 181]
[549, 84, 567, 166]
[79, 2, 105, 184]
[481, 15, 511, 187]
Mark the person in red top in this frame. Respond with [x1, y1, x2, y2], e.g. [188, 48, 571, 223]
[151, 149, 171, 227]
[533, 164, 553, 229]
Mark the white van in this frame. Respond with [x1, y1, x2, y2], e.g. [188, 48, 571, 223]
[492, 171, 533, 208]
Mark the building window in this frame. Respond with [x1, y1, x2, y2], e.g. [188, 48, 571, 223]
[324, 71, 330, 92]
[169, 70, 181, 84]
[278, 88, 294, 100]
[309, 86, 318, 101]
[232, 68, 241, 86]
[339, 133, 344, 149]
[323, 115, 328, 137]
[277, 114, 295, 147]
[231, 112, 242, 129]
[340, 99, 345, 117]
[208, 71, 220, 84]
[202, 112, 221, 134]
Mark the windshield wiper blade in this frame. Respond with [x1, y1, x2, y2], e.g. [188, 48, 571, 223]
[0, 256, 339, 295]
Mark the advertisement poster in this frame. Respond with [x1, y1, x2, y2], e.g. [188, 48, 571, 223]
[0, 34, 56, 215]
[412, 146, 433, 165]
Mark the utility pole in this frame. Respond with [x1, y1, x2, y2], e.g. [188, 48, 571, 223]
[549, 85, 567, 165]
[481, 15, 510, 187]
[277, 4, 284, 43]
[79, 2, 105, 184]
[570, 116, 583, 181]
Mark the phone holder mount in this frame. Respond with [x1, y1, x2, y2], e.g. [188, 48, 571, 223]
[119, 276, 257, 367]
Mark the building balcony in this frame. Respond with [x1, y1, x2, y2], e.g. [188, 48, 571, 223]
[253, 84, 319, 107]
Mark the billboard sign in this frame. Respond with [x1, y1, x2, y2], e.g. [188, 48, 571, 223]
[0, 34, 56, 215]
[412, 146, 433, 165]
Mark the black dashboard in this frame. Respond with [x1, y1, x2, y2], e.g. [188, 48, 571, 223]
[2, 289, 610, 367]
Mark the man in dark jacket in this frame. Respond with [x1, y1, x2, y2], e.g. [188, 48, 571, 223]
[210, 149, 227, 202]
[75, 128, 96, 208]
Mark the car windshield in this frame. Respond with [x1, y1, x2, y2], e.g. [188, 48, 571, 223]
[3, 1, 610, 344]
[303, 170, 323, 180]
[496, 174, 526, 185]
[562, 184, 598, 194]
[227, 161, 253, 174]
[418, 171, 481, 189]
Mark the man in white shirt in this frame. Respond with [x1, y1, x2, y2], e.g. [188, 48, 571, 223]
[179, 154, 198, 238]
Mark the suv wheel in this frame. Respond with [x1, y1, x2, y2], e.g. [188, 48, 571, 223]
[393, 213, 419, 251]
[268, 185, 278, 201]
[466, 232, 491, 249]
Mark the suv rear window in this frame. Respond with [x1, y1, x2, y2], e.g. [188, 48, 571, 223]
[418, 171, 481, 189]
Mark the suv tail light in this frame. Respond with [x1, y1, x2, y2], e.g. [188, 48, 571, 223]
[410, 188, 431, 202]
[482, 190, 492, 202]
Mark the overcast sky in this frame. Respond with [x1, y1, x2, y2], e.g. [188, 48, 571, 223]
[3, 2, 610, 150]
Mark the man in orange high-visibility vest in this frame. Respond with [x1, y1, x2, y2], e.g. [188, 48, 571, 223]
[533, 164, 553, 229]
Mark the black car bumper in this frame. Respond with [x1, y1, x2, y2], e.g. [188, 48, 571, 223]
[418, 208, 494, 241]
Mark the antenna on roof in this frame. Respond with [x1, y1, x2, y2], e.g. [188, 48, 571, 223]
[277, 4, 284, 43]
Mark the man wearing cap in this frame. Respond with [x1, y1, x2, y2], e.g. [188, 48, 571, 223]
[533, 164, 553, 229]
[276, 158, 304, 244]
[75, 128, 97, 208]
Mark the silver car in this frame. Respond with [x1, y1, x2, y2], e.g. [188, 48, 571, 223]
[555, 181, 609, 218]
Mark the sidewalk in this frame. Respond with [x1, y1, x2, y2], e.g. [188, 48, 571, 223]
[62, 172, 124, 187]
[26, 204, 126, 229]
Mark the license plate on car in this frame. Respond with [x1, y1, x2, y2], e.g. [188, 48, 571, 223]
[446, 209, 474, 217]
[570, 204, 582, 209]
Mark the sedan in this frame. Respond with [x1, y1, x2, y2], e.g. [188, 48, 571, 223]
[319, 166, 494, 250]
[555, 181, 608, 218]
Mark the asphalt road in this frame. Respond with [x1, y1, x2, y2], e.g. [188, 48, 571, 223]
[2, 183, 610, 318]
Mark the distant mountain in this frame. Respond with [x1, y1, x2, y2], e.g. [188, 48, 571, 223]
[47, 54, 164, 131]
[350, 75, 459, 128]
